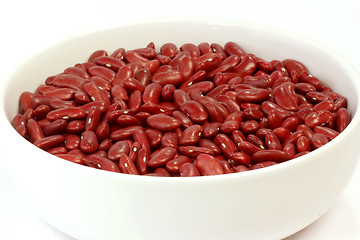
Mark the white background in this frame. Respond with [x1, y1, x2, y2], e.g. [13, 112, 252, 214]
[0, 0, 359, 239]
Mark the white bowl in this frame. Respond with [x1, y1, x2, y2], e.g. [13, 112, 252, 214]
[1, 18, 360, 240]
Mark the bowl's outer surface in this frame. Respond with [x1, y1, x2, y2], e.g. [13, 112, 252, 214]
[1, 19, 360, 240]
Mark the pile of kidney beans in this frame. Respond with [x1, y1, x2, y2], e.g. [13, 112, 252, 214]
[11, 41, 351, 176]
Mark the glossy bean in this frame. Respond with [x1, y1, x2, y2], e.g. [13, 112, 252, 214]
[88, 155, 121, 173]
[161, 132, 179, 148]
[336, 108, 350, 132]
[34, 135, 65, 150]
[214, 134, 237, 158]
[148, 147, 177, 168]
[179, 163, 200, 177]
[196, 154, 224, 176]
[80, 131, 99, 153]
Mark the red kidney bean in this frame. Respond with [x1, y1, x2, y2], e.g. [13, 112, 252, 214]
[296, 135, 311, 152]
[91, 76, 112, 92]
[272, 127, 291, 142]
[146, 114, 181, 132]
[65, 120, 85, 134]
[306, 91, 333, 105]
[236, 88, 269, 103]
[194, 53, 222, 73]
[107, 141, 130, 161]
[231, 130, 246, 149]
[179, 162, 200, 177]
[180, 100, 208, 123]
[98, 138, 112, 152]
[172, 110, 193, 128]
[124, 51, 149, 66]
[237, 141, 262, 156]
[224, 42, 246, 60]
[229, 152, 251, 167]
[173, 89, 191, 108]
[185, 81, 214, 95]
[304, 110, 334, 128]
[119, 154, 139, 175]
[47, 107, 86, 121]
[122, 77, 145, 93]
[234, 165, 249, 172]
[196, 154, 224, 176]
[159, 43, 178, 58]
[312, 99, 335, 112]
[93, 56, 125, 72]
[220, 120, 239, 135]
[110, 126, 142, 142]
[179, 125, 203, 145]
[197, 42, 212, 55]
[34, 135, 65, 150]
[218, 160, 235, 174]
[56, 154, 85, 165]
[249, 161, 278, 170]
[143, 129, 161, 148]
[47, 146, 68, 155]
[234, 54, 257, 77]
[299, 72, 322, 91]
[88, 155, 121, 173]
[282, 59, 307, 76]
[52, 74, 85, 90]
[88, 50, 108, 63]
[135, 148, 148, 175]
[243, 74, 271, 88]
[178, 146, 214, 158]
[273, 82, 298, 111]
[333, 96, 347, 112]
[27, 119, 45, 142]
[336, 108, 350, 132]
[11, 114, 27, 138]
[46, 145, 67, 154]
[80, 131, 98, 154]
[34, 105, 52, 120]
[311, 133, 329, 149]
[264, 131, 282, 150]
[201, 122, 220, 139]
[295, 83, 317, 95]
[240, 120, 260, 135]
[142, 83, 162, 104]
[211, 43, 228, 60]
[216, 95, 241, 113]
[148, 147, 177, 168]
[281, 117, 300, 132]
[165, 155, 192, 173]
[82, 80, 110, 105]
[152, 70, 183, 86]
[161, 132, 179, 148]
[247, 134, 266, 150]
[19, 91, 34, 113]
[214, 134, 237, 158]
[313, 125, 339, 140]
[197, 139, 220, 155]
[243, 108, 264, 121]
[180, 43, 201, 58]
[252, 150, 291, 163]
[42, 119, 67, 136]
[74, 90, 91, 104]
[110, 47, 125, 59]
[64, 134, 81, 151]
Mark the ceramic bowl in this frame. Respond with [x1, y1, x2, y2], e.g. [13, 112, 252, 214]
[1, 18, 360, 240]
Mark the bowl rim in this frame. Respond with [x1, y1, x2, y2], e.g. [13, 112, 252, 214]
[2, 17, 360, 183]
